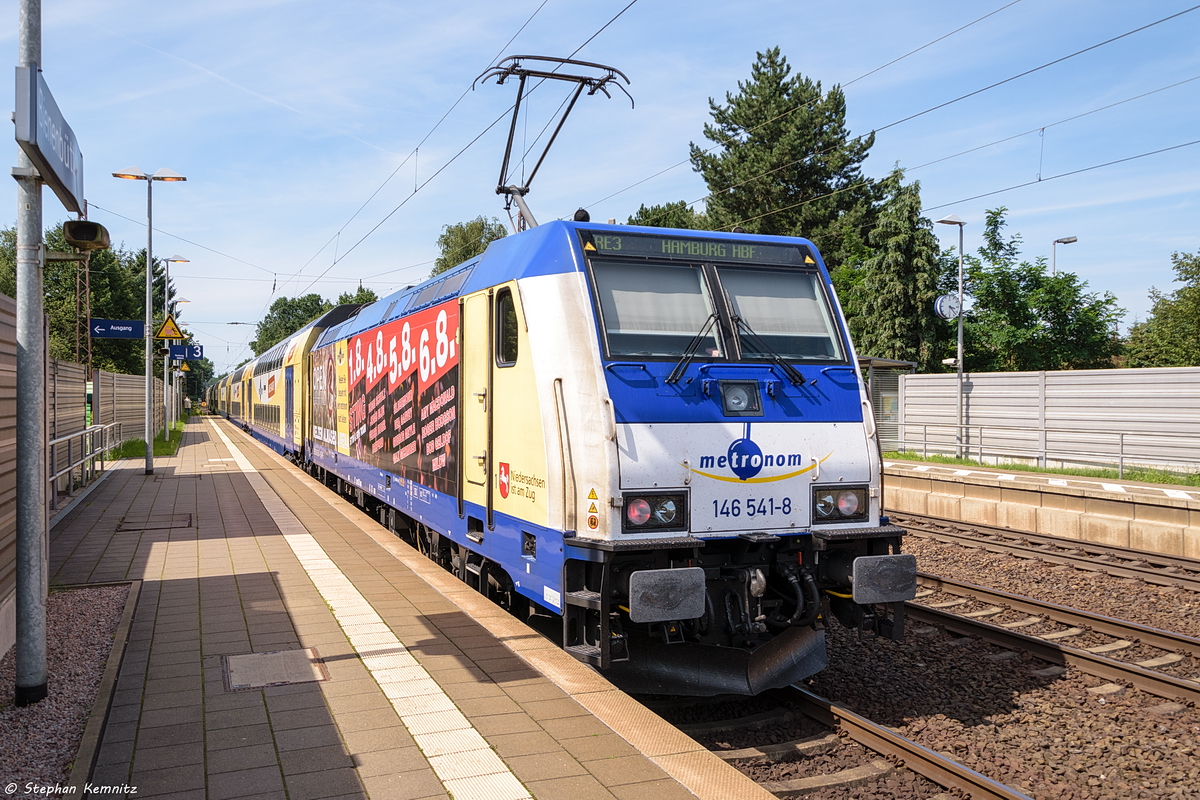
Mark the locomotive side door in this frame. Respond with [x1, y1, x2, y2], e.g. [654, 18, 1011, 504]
[460, 291, 492, 524]
[284, 366, 295, 444]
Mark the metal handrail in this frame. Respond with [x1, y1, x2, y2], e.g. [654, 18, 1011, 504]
[48, 421, 122, 510]
[898, 422, 1200, 478]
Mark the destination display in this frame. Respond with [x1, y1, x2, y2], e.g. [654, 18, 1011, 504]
[580, 230, 812, 266]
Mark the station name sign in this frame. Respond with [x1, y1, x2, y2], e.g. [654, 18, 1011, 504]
[580, 230, 812, 267]
[15, 65, 84, 214]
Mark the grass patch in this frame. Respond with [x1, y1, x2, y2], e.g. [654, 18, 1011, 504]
[883, 450, 1200, 488]
[109, 421, 187, 460]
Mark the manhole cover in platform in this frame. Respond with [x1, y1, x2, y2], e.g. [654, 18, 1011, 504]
[116, 513, 193, 531]
[223, 648, 330, 691]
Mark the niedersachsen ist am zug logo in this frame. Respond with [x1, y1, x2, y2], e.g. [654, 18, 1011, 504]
[685, 423, 830, 483]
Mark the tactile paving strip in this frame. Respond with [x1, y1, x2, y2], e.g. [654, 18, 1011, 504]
[209, 421, 534, 800]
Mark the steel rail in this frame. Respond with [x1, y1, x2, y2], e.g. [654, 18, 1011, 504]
[906, 604, 1200, 706]
[788, 686, 1034, 800]
[895, 512, 1200, 591]
[916, 573, 1200, 658]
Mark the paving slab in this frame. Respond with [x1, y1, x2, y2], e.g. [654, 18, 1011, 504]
[49, 417, 774, 800]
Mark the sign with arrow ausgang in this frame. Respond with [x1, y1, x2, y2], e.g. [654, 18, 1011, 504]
[91, 319, 144, 339]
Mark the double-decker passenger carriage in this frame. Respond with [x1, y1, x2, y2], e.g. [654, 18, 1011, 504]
[295, 220, 915, 695]
[212, 304, 364, 458]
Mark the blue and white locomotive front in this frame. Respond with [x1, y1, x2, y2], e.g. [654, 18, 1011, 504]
[301, 219, 914, 696]
[544, 223, 915, 694]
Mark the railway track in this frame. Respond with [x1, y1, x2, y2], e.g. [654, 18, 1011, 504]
[892, 511, 1200, 592]
[643, 689, 1033, 799]
[908, 573, 1200, 705]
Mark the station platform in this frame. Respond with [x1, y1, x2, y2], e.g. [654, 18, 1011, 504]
[50, 417, 770, 800]
[883, 459, 1200, 503]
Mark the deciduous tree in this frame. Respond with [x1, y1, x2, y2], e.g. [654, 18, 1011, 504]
[964, 209, 1123, 372]
[251, 294, 331, 355]
[432, 216, 506, 275]
[1125, 250, 1200, 367]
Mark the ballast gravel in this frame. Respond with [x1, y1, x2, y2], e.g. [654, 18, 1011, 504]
[807, 538, 1200, 799]
[0, 586, 127, 793]
[671, 536, 1200, 799]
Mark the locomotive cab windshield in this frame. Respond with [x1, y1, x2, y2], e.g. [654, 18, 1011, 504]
[581, 229, 846, 364]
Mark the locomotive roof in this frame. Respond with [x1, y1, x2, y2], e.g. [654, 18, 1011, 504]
[315, 220, 824, 347]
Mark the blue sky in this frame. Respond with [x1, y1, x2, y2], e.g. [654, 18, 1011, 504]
[6, 0, 1199, 375]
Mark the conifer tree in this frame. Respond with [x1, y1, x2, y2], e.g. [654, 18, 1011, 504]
[853, 170, 947, 371]
[689, 47, 879, 271]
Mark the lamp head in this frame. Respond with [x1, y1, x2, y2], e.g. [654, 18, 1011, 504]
[152, 168, 187, 182]
[112, 166, 148, 180]
[1054, 236, 1078, 245]
[935, 214, 966, 227]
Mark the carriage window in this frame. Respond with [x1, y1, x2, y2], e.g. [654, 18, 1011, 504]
[497, 289, 518, 366]
[591, 261, 718, 358]
[717, 268, 843, 361]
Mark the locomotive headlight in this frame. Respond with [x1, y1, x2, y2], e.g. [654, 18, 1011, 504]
[811, 486, 868, 524]
[627, 498, 652, 526]
[836, 489, 861, 517]
[622, 493, 688, 532]
[814, 492, 837, 519]
[719, 380, 763, 417]
[652, 498, 678, 524]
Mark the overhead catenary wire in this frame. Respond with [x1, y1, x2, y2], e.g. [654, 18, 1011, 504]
[583, 0, 1028, 212]
[586, 2, 1199, 230]
[294, 0, 644, 297]
[679, 71, 1200, 230]
[717, 136, 1200, 235]
[274, 0, 555, 299]
[920, 137, 1200, 214]
[626, 4, 1200, 230]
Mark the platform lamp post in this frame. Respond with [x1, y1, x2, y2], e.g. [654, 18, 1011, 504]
[162, 255, 189, 439]
[1052, 236, 1077, 277]
[936, 215, 967, 458]
[111, 168, 187, 474]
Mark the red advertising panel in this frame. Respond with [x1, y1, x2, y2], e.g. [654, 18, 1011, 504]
[346, 299, 459, 494]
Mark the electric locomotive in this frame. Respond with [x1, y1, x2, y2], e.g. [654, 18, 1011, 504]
[210, 220, 917, 696]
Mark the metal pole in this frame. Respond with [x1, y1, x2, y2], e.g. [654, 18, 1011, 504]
[15, 0, 48, 707]
[956, 224, 964, 459]
[163, 257, 169, 441]
[144, 179, 154, 473]
[1051, 241, 1057, 277]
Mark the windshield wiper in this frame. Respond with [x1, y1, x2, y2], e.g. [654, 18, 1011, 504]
[665, 313, 719, 385]
[732, 316, 806, 386]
